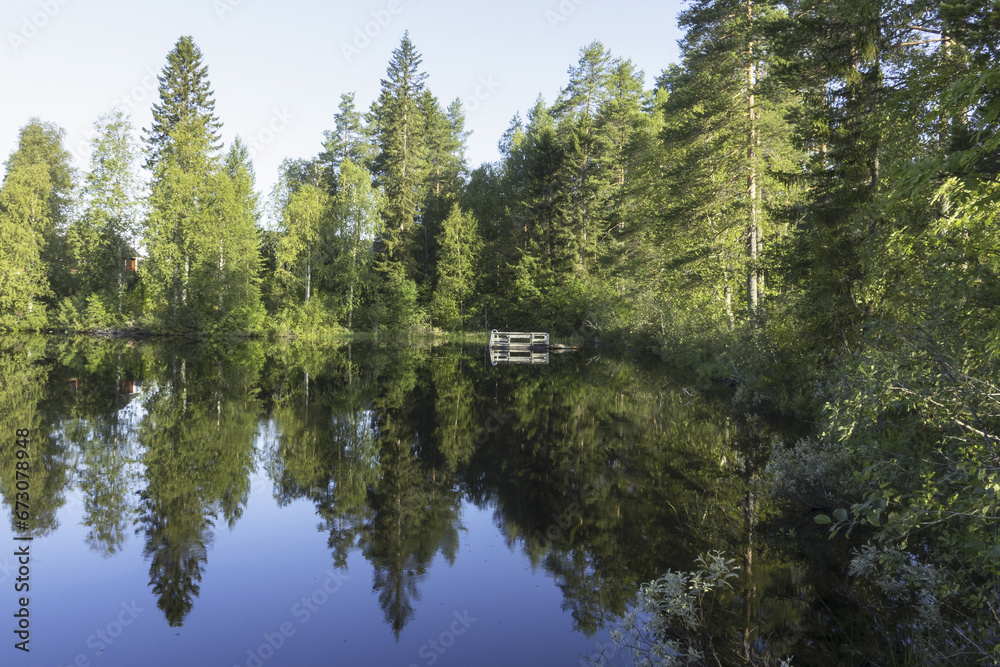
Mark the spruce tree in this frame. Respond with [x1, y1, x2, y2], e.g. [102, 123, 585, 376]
[431, 205, 480, 330]
[369, 31, 429, 295]
[145, 36, 221, 172]
[419, 94, 469, 288]
[142, 36, 224, 328]
[319, 92, 372, 192]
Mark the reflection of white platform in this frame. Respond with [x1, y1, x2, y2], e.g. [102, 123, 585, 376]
[489, 347, 550, 365]
[488, 330, 550, 365]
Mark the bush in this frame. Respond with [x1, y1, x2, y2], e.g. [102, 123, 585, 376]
[612, 551, 746, 666]
[764, 437, 863, 510]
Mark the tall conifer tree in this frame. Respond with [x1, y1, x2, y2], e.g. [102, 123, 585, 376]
[142, 36, 224, 327]
[369, 32, 429, 290]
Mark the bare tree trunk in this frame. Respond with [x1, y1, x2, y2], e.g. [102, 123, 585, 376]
[182, 254, 189, 307]
[218, 239, 225, 311]
[746, 0, 761, 318]
[305, 242, 312, 303]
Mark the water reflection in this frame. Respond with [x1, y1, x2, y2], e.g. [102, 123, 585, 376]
[0, 335, 833, 662]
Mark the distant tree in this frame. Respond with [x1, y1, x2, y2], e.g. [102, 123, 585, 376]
[369, 32, 429, 292]
[330, 159, 384, 329]
[142, 36, 223, 327]
[319, 92, 372, 190]
[274, 161, 329, 306]
[431, 205, 480, 329]
[206, 137, 264, 330]
[68, 109, 143, 316]
[0, 118, 75, 324]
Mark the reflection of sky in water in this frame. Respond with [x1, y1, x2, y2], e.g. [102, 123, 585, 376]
[2, 434, 614, 667]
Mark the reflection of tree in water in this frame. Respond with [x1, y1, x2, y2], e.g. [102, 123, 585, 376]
[138, 495, 213, 626]
[269, 345, 467, 638]
[267, 343, 380, 570]
[0, 337, 71, 537]
[466, 355, 757, 637]
[363, 436, 462, 638]
[362, 349, 462, 638]
[136, 350, 259, 626]
[61, 341, 145, 556]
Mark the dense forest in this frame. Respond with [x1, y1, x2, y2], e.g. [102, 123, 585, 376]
[1, 0, 998, 661]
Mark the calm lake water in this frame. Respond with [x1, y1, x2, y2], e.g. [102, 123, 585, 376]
[0, 336, 859, 666]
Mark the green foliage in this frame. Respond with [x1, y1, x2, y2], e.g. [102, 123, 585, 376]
[0, 118, 76, 323]
[612, 551, 740, 666]
[369, 32, 430, 287]
[68, 108, 143, 316]
[431, 205, 480, 329]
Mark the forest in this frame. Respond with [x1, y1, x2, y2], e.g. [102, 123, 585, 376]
[1, 0, 998, 662]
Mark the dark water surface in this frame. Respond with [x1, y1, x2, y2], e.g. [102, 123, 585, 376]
[0, 336, 833, 666]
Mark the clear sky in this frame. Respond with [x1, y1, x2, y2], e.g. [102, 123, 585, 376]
[1, 0, 686, 200]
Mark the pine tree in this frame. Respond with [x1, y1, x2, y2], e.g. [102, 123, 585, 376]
[594, 58, 648, 237]
[660, 0, 799, 327]
[554, 41, 612, 273]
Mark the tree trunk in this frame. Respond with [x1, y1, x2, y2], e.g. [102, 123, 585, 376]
[746, 0, 761, 318]
[305, 242, 312, 303]
[218, 239, 225, 312]
[348, 282, 354, 330]
[182, 254, 190, 307]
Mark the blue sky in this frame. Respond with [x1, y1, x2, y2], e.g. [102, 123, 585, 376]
[1, 0, 685, 200]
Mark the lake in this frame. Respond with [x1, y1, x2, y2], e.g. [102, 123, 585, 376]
[0, 336, 862, 666]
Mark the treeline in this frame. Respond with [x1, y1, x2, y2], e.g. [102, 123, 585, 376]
[2, 1, 999, 658]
